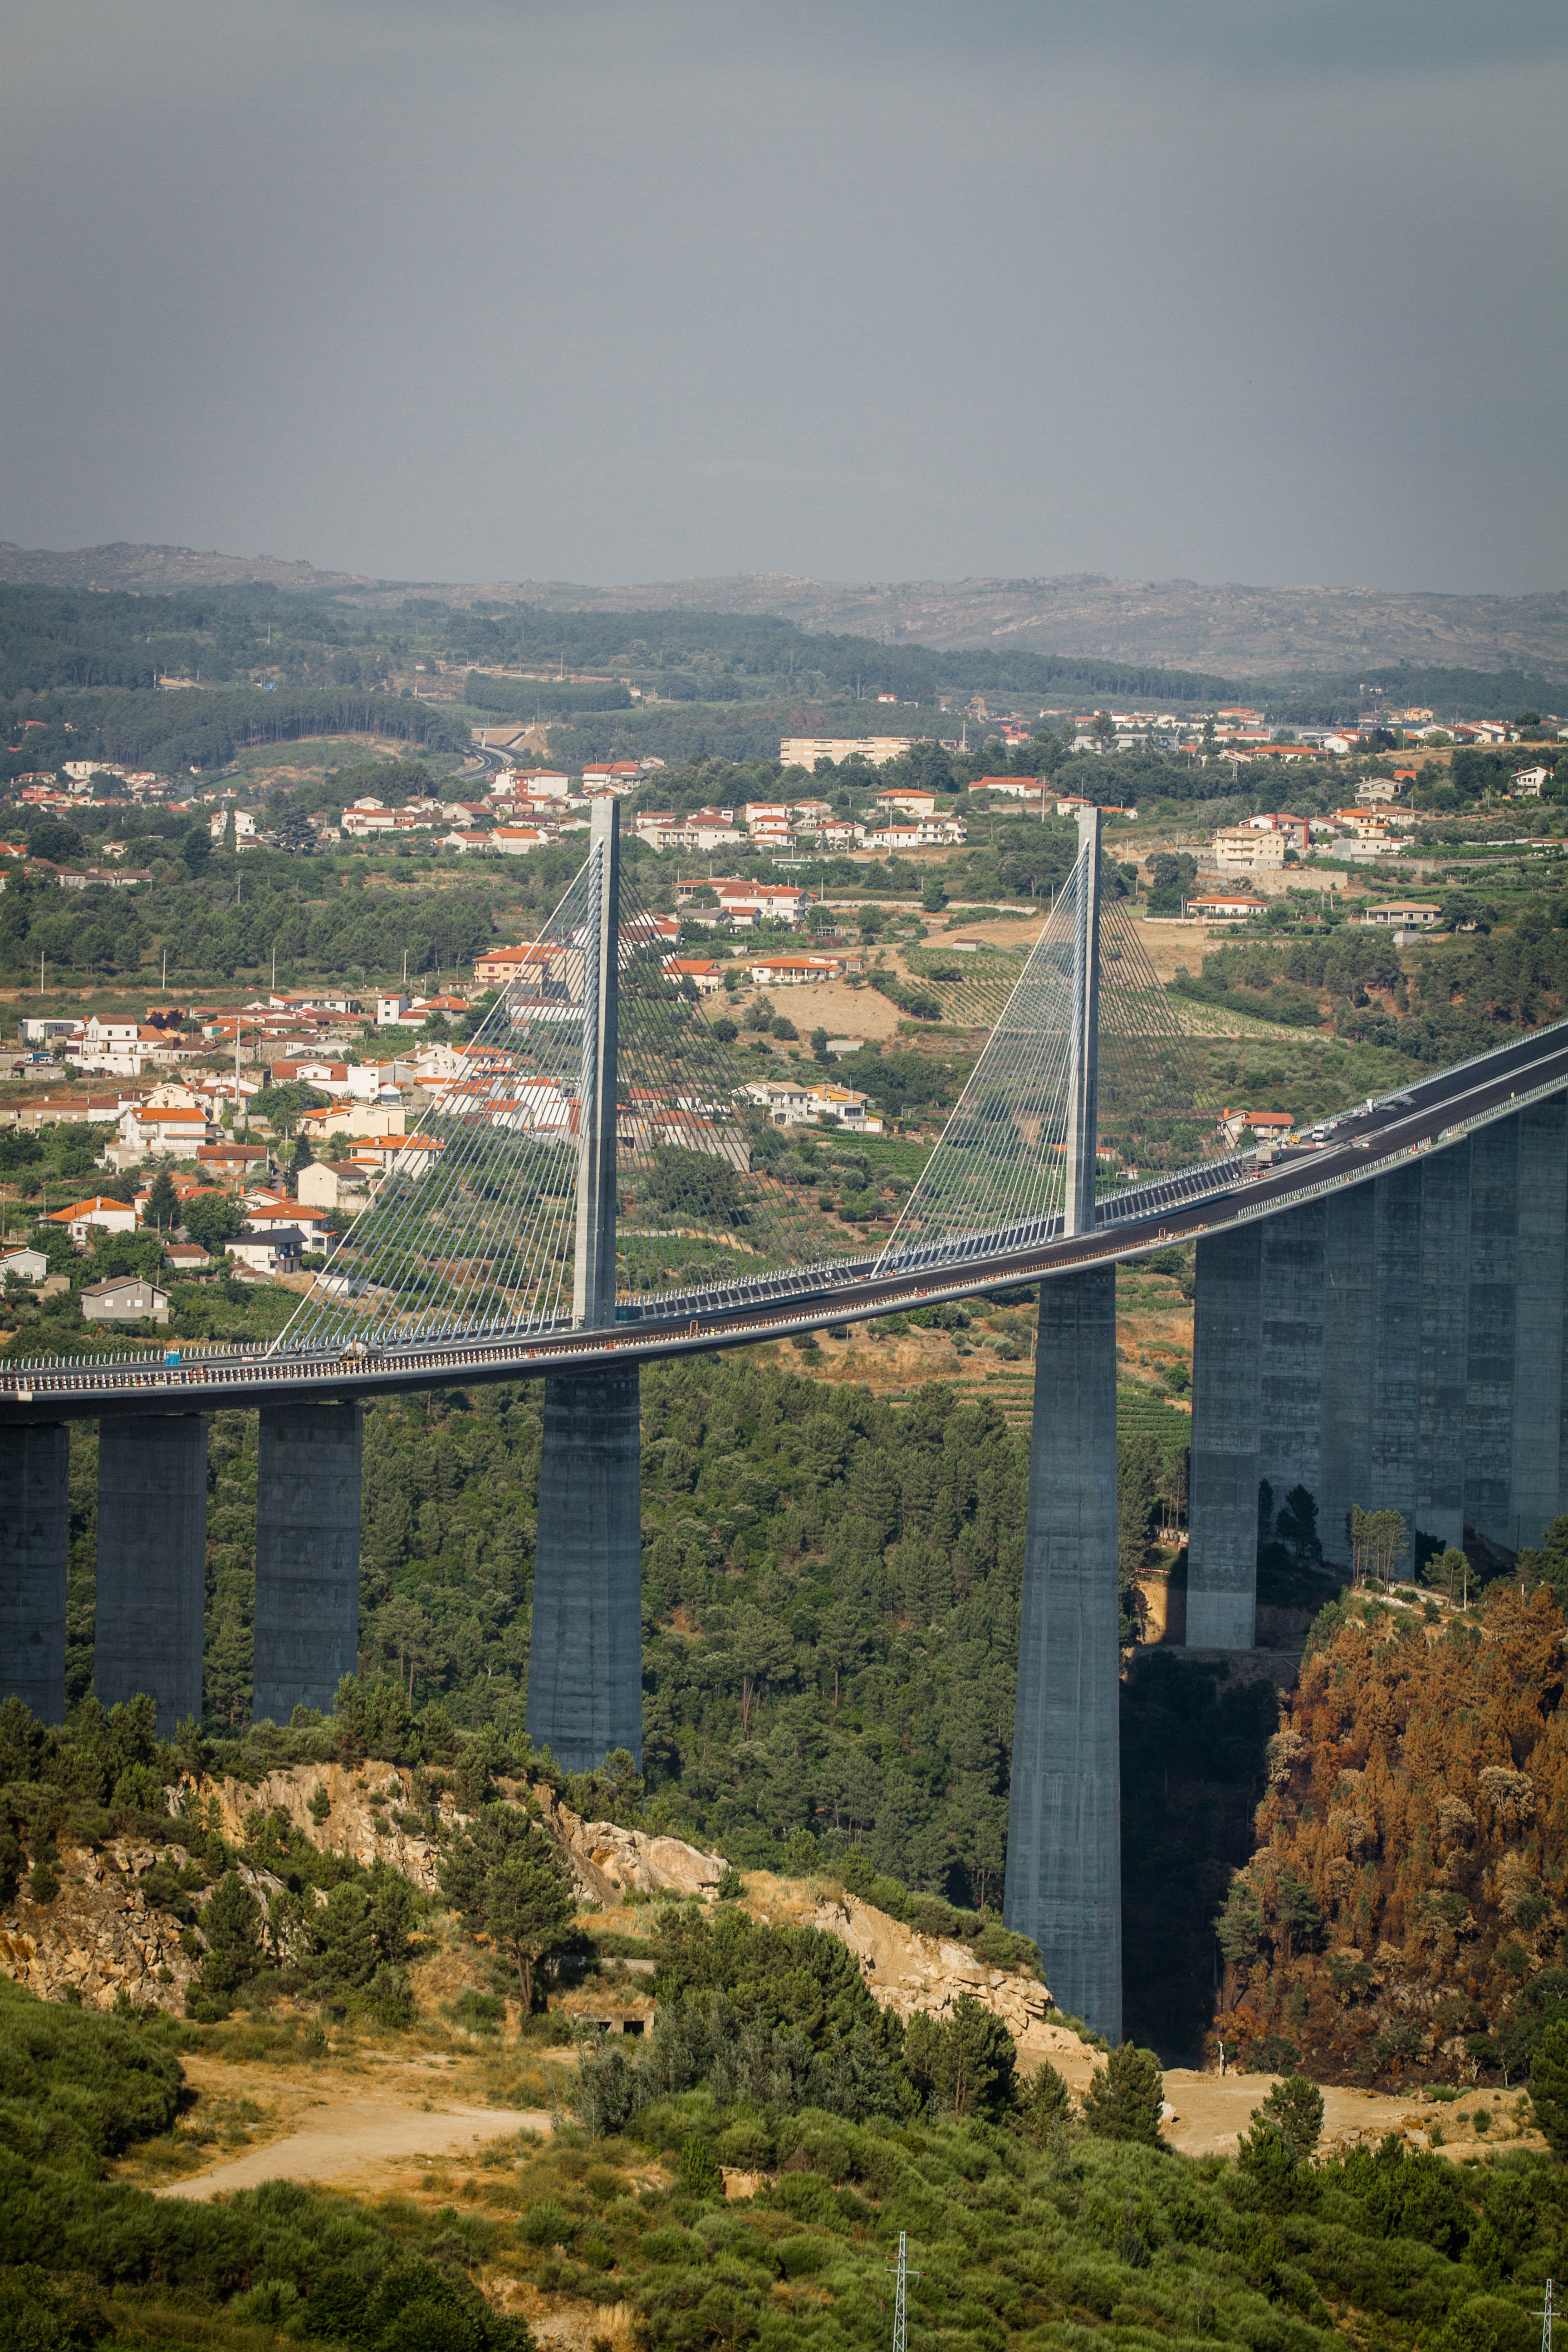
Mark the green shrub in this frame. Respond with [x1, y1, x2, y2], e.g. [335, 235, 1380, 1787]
[677, 2133, 725, 2201]
[520, 2198, 575, 2247]
[0, 1977, 182, 2165]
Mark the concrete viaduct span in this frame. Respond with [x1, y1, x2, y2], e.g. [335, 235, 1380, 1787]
[6, 801, 1568, 2043]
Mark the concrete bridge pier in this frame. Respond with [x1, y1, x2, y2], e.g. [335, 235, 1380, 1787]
[1004, 1266, 1121, 2043]
[1258, 1201, 1325, 1521]
[1319, 1184, 1377, 1573]
[1187, 1226, 1262, 1648]
[0, 1421, 71, 1725]
[253, 1400, 362, 1724]
[1417, 1140, 1471, 1555]
[1465, 1117, 1522, 1551]
[527, 1364, 643, 1774]
[1513, 1100, 1567, 1547]
[95, 1414, 207, 1734]
[1366, 1167, 1423, 1576]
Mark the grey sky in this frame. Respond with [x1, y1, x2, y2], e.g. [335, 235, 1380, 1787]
[1, 1, 1562, 595]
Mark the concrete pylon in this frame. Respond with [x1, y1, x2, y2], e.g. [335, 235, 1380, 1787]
[253, 1400, 362, 1723]
[531, 798, 644, 1774]
[573, 797, 621, 1330]
[95, 1414, 207, 1734]
[0, 1421, 70, 1725]
[1004, 1267, 1121, 2041]
[1186, 1226, 1261, 1648]
[1062, 806, 1102, 1239]
[527, 1363, 643, 1774]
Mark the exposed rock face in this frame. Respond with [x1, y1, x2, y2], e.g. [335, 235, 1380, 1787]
[172, 1761, 450, 1890]
[535, 1789, 724, 1904]
[797, 1888, 1094, 2084]
[167, 1767, 726, 1909]
[0, 1842, 199, 2014]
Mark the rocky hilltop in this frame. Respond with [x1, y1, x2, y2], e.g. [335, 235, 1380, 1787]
[1, 540, 1561, 676]
[0, 1757, 1058, 2075]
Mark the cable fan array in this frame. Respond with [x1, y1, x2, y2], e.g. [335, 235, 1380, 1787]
[874, 868, 1225, 1275]
[274, 851, 860, 1354]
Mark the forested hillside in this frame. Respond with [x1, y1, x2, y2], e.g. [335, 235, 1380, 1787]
[1218, 1588, 1568, 2089]
[1177, 891, 1568, 1068]
[53, 1353, 1196, 1918]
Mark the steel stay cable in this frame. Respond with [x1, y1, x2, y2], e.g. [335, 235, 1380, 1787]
[278, 889, 591, 1351]
[884, 878, 1078, 1264]
[444, 893, 602, 1340]
[412, 877, 603, 1339]
[881, 869, 1081, 1270]
[360, 863, 597, 1341]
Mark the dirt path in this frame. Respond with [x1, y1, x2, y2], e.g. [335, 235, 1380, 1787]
[1160, 2069, 1540, 2161]
[157, 2097, 552, 2200]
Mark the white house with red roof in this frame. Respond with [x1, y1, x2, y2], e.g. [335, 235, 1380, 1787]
[47, 1195, 138, 1243]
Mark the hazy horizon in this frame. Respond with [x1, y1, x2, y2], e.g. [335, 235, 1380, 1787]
[2, 1, 1563, 599]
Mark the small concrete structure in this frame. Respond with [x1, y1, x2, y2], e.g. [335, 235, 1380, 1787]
[95, 1414, 206, 1733]
[1003, 1266, 1122, 2043]
[0, 1422, 70, 1723]
[527, 1365, 644, 1774]
[253, 1401, 362, 1723]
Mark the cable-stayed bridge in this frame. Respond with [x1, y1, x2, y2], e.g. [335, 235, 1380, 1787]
[6, 802, 1568, 2038]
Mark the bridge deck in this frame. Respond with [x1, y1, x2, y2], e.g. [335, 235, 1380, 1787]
[4, 1020, 1567, 1423]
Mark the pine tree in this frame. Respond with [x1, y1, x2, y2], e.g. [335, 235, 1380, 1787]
[1082, 2043, 1164, 2146]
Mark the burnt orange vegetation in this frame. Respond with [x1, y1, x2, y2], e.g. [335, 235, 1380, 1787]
[1216, 1588, 1568, 2087]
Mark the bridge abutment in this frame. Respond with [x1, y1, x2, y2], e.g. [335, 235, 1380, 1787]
[95, 1414, 206, 1735]
[0, 1421, 71, 1725]
[1004, 1266, 1121, 2042]
[253, 1400, 362, 1724]
[527, 1364, 643, 1774]
[1187, 1227, 1262, 1648]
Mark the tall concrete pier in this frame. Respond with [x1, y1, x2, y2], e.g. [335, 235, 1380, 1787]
[1366, 1167, 1423, 1571]
[1417, 1139, 1471, 1553]
[0, 1422, 70, 1724]
[1257, 1200, 1325, 1512]
[1004, 1266, 1122, 2041]
[1513, 1100, 1567, 1547]
[527, 1364, 644, 1774]
[253, 1400, 362, 1723]
[1187, 1226, 1262, 1648]
[95, 1414, 207, 1734]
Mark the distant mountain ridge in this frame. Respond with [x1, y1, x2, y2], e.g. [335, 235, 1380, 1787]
[1, 540, 1562, 680]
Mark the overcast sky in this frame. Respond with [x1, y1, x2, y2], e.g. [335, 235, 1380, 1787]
[1, 0, 1563, 594]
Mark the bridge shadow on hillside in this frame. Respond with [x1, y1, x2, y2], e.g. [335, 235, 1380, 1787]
[1120, 1651, 1283, 2065]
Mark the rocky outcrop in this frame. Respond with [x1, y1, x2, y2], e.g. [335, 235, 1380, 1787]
[0, 1842, 199, 2014]
[172, 1761, 451, 1890]
[794, 1887, 1097, 2086]
[534, 1788, 725, 1904]
[171, 1765, 726, 1909]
